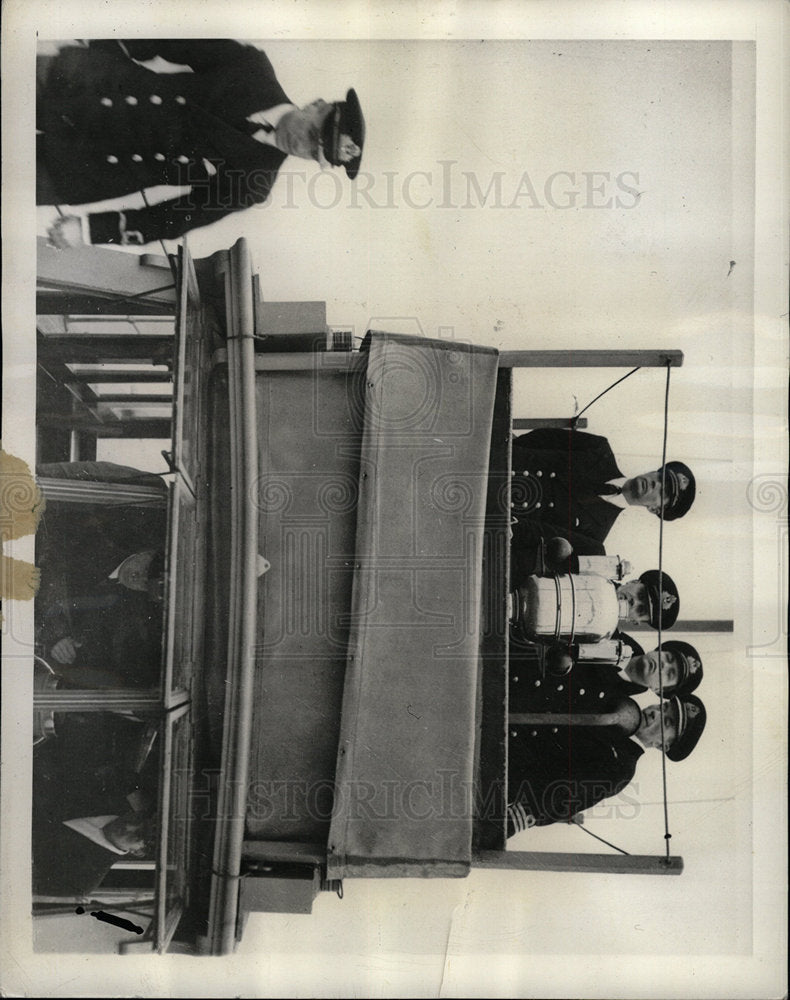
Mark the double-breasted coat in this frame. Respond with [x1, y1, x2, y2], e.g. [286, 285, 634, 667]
[509, 428, 627, 584]
[507, 720, 644, 831]
[37, 40, 291, 244]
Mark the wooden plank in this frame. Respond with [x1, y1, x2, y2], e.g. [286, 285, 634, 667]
[37, 237, 177, 309]
[66, 369, 173, 384]
[513, 417, 588, 429]
[474, 367, 511, 852]
[242, 841, 326, 866]
[627, 620, 734, 633]
[474, 850, 683, 875]
[499, 350, 683, 369]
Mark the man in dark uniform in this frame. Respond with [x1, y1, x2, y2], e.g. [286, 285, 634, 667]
[38, 39, 365, 246]
[509, 636, 704, 716]
[509, 427, 695, 583]
[506, 692, 707, 835]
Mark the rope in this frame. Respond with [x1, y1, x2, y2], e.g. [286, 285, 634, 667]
[570, 367, 641, 426]
[574, 821, 630, 856]
[656, 361, 673, 860]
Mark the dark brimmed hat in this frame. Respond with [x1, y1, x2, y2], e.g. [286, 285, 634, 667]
[651, 639, 703, 697]
[659, 461, 696, 521]
[666, 693, 706, 761]
[639, 570, 680, 629]
[320, 88, 365, 178]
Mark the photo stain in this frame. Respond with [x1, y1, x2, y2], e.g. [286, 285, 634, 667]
[75, 906, 144, 935]
[0, 446, 45, 604]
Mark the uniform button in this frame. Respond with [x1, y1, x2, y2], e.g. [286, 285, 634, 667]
[551, 727, 558, 733]
[154, 153, 166, 161]
[125, 95, 138, 106]
[574, 518, 580, 527]
[510, 502, 515, 509]
[579, 688, 585, 695]
[175, 95, 186, 105]
[176, 155, 190, 163]
[530, 730, 537, 737]
[534, 679, 541, 687]
[106, 155, 118, 164]
[512, 676, 519, 683]
[522, 470, 529, 476]
[556, 684, 564, 691]
[549, 471, 556, 479]
[548, 502, 554, 509]
[149, 94, 163, 105]
[536, 470, 543, 478]
[131, 154, 143, 162]
[522, 502, 528, 509]
[535, 502, 541, 509]
[599, 692, 605, 699]
[100, 97, 113, 107]
[510, 730, 517, 738]
[510, 470, 515, 477]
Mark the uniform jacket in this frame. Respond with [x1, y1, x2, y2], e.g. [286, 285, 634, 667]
[507, 721, 644, 831]
[37, 40, 291, 244]
[510, 428, 625, 582]
[509, 642, 646, 714]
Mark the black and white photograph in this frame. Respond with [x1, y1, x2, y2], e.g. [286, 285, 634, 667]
[1, 1, 787, 997]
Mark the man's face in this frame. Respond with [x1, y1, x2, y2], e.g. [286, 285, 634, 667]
[276, 99, 332, 160]
[637, 700, 679, 751]
[626, 648, 682, 693]
[618, 580, 650, 623]
[102, 813, 151, 855]
[116, 550, 156, 592]
[621, 469, 666, 514]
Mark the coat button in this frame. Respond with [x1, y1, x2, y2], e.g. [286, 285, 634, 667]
[549, 471, 556, 479]
[534, 679, 541, 687]
[599, 691, 605, 698]
[512, 676, 519, 683]
[574, 518, 580, 527]
[175, 95, 186, 105]
[125, 95, 138, 106]
[176, 155, 190, 163]
[530, 730, 537, 737]
[154, 153, 166, 161]
[106, 155, 118, 164]
[510, 730, 517, 738]
[510, 502, 515, 509]
[536, 470, 543, 477]
[551, 727, 558, 733]
[131, 154, 143, 162]
[548, 502, 554, 509]
[535, 502, 541, 509]
[149, 94, 163, 105]
[522, 470, 529, 476]
[556, 684, 564, 692]
[522, 502, 528, 509]
[100, 97, 113, 107]
[579, 688, 585, 695]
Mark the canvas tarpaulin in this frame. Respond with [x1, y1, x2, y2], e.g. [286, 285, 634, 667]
[327, 332, 499, 879]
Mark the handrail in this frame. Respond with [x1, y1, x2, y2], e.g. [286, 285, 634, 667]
[206, 238, 260, 955]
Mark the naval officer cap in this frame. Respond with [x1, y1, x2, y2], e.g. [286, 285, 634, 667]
[666, 693, 706, 762]
[659, 461, 696, 521]
[652, 639, 703, 697]
[321, 88, 365, 178]
[639, 569, 680, 630]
